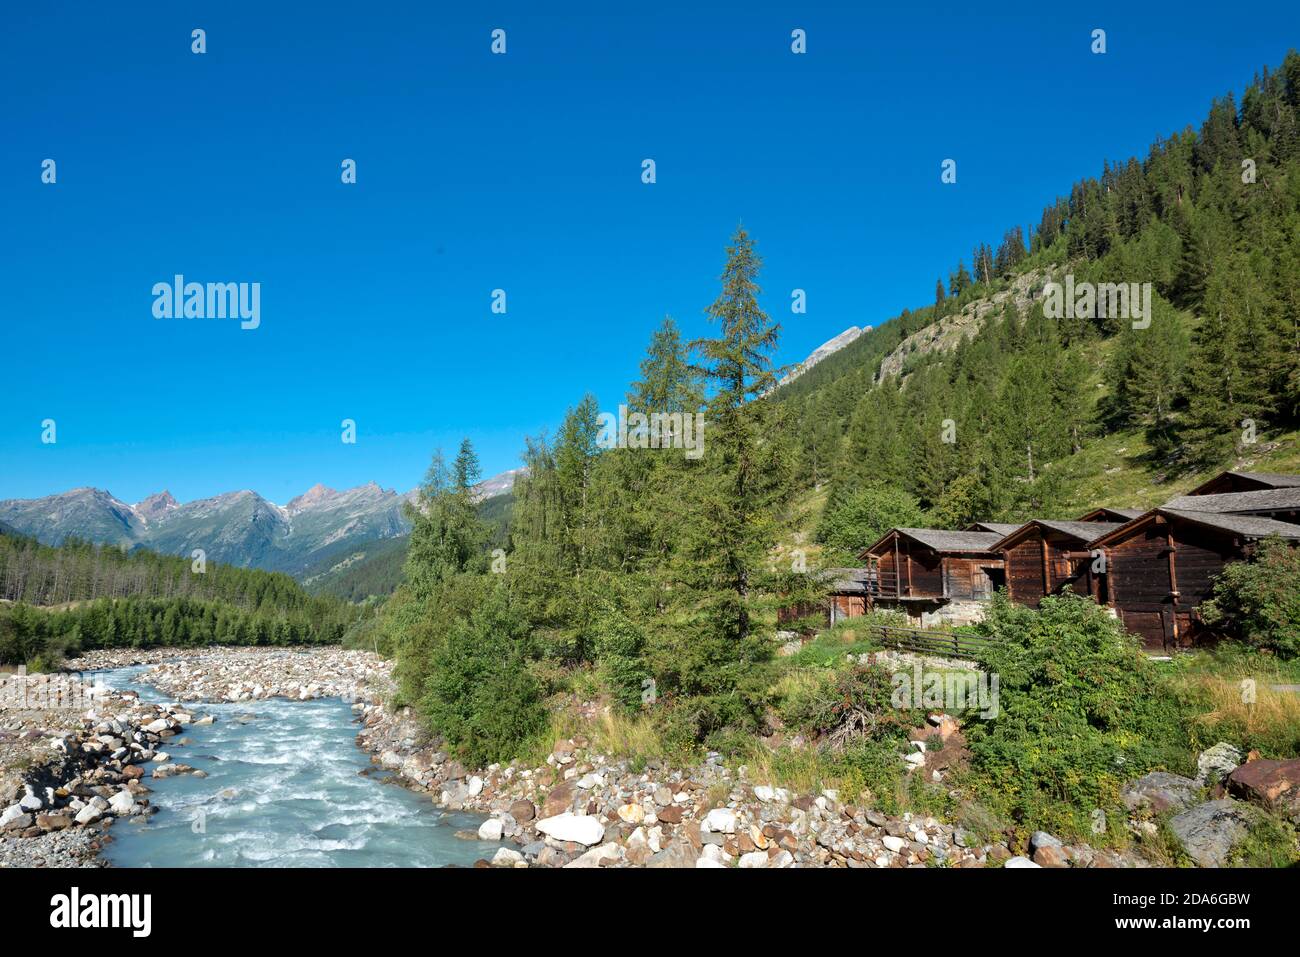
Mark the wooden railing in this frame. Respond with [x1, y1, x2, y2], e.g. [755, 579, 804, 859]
[863, 623, 999, 661]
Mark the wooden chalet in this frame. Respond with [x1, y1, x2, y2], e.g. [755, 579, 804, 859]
[1087, 509, 1300, 652]
[991, 520, 1123, 608]
[1075, 507, 1144, 523]
[857, 528, 1006, 625]
[1185, 470, 1300, 496]
[819, 568, 872, 625]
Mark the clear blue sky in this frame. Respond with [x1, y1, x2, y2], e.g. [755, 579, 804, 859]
[3, 1, 1296, 504]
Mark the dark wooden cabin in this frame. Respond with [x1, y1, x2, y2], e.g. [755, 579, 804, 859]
[1162, 486, 1300, 524]
[1076, 507, 1144, 523]
[1185, 470, 1300, 496]
[818, 568, 871, 625]
[858, 528, 1006, 624]
[1087, 509, 1300, 652]
[992, 520, 1122, 608]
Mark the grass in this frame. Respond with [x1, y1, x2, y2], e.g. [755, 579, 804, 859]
[1163, 645, 1300, 758]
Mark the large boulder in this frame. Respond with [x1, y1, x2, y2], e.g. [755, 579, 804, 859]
[1121, 771, 1201, 813]
[1227, 758, 1300, 823]
[1169, 799, 1257, 867]
[535, 812, 605, 846]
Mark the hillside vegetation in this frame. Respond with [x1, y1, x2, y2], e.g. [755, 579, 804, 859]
[0, 531, 364, 668]
[342, 53, 1300, 860]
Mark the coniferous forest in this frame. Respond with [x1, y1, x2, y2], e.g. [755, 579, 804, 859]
[0, 532, 361, 667]
[361, 51, 1300, 772]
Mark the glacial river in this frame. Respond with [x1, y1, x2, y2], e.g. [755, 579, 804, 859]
[89, 665, 497, 868]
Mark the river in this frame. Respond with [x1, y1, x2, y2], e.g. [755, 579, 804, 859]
[90, 665, 497, 867]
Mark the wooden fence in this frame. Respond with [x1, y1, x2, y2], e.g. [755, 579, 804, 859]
[859, 623, 1000, 661]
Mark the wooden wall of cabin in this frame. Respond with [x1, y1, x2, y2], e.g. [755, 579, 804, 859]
[1106, 519, 1236, 650]
[942, 557, 1001, 600]
[903, 544, 944, 598]
[1005, 537, 1047, 607]
[874, 550, 899, 596]
[1046, 532, 1092, 597]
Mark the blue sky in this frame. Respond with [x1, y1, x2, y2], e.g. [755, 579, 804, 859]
[3, 1, 1297, 504]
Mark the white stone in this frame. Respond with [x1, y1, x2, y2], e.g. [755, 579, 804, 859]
[466, 776, 484, 798]
[1, 804, 27, 828]
[738, 850, 768, 868]
[74, 805, 103, 825]
[696, 857, 726, 867]
[108, 791, 137, 815]
[563, 842, 623, 867]
[535, 812, 606, 846]
[754, 785, 776, 802]
[478, 818, 504, 841]
[1004, 856, 1041, 868]
[492, 847, 524, 866]
[617, 803, 645, 824]
[882, 835, 906, 853]
[701, 843, 727, 864]
[144, 718, 170, 734]
[576, 772, 605, 789]
[703, 808, 737, 834]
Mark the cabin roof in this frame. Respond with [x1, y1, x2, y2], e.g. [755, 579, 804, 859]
[966, 521, 1023, 535]
[818, 567, 872, 593]
[1186, 470, 1300, 495]
[990, 519, 1123, 550]
[1075, 507, 1144, 522]
[861, 527, 1005, 557]
[1163, 486, 1300, 514]
[1087, 508, 1300, 547]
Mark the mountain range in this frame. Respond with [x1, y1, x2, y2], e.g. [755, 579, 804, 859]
[0, 470, 521, 578]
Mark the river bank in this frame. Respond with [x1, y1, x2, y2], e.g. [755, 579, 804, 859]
[9, 646, 1156, 868]
[25, 646, 1275, 868]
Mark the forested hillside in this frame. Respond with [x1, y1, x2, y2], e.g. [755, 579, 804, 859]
[0, 531, 364, 667]
[781, 51, 1300, 552]
[303, 492, 515, 601]
[359, 51, 1300, 773]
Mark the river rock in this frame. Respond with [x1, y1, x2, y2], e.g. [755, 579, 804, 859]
[1196, 743, 1243, 785]
[478, 818, 504, 841]
[1122, 771, 1200, 813]
[492, 847, 524, 866]
[702, 807, 737, 834]
[564, 842, 623, 868]
[1227, 758, 1300, 822]
[542, 782, 576, 818]
[108, 791, 138, 816]
[508, 799, 536, 823]
[647, 841, 700, 868]
[535, 812, 605, 846]
[1169, 799, 1257, 867]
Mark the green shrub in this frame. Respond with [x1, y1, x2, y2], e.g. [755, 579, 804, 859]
[419, 585, 547, 766]
[815, 484, 926, 559]
[963, 592, 1192, 840]
[1200, 537, 1300, 658]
